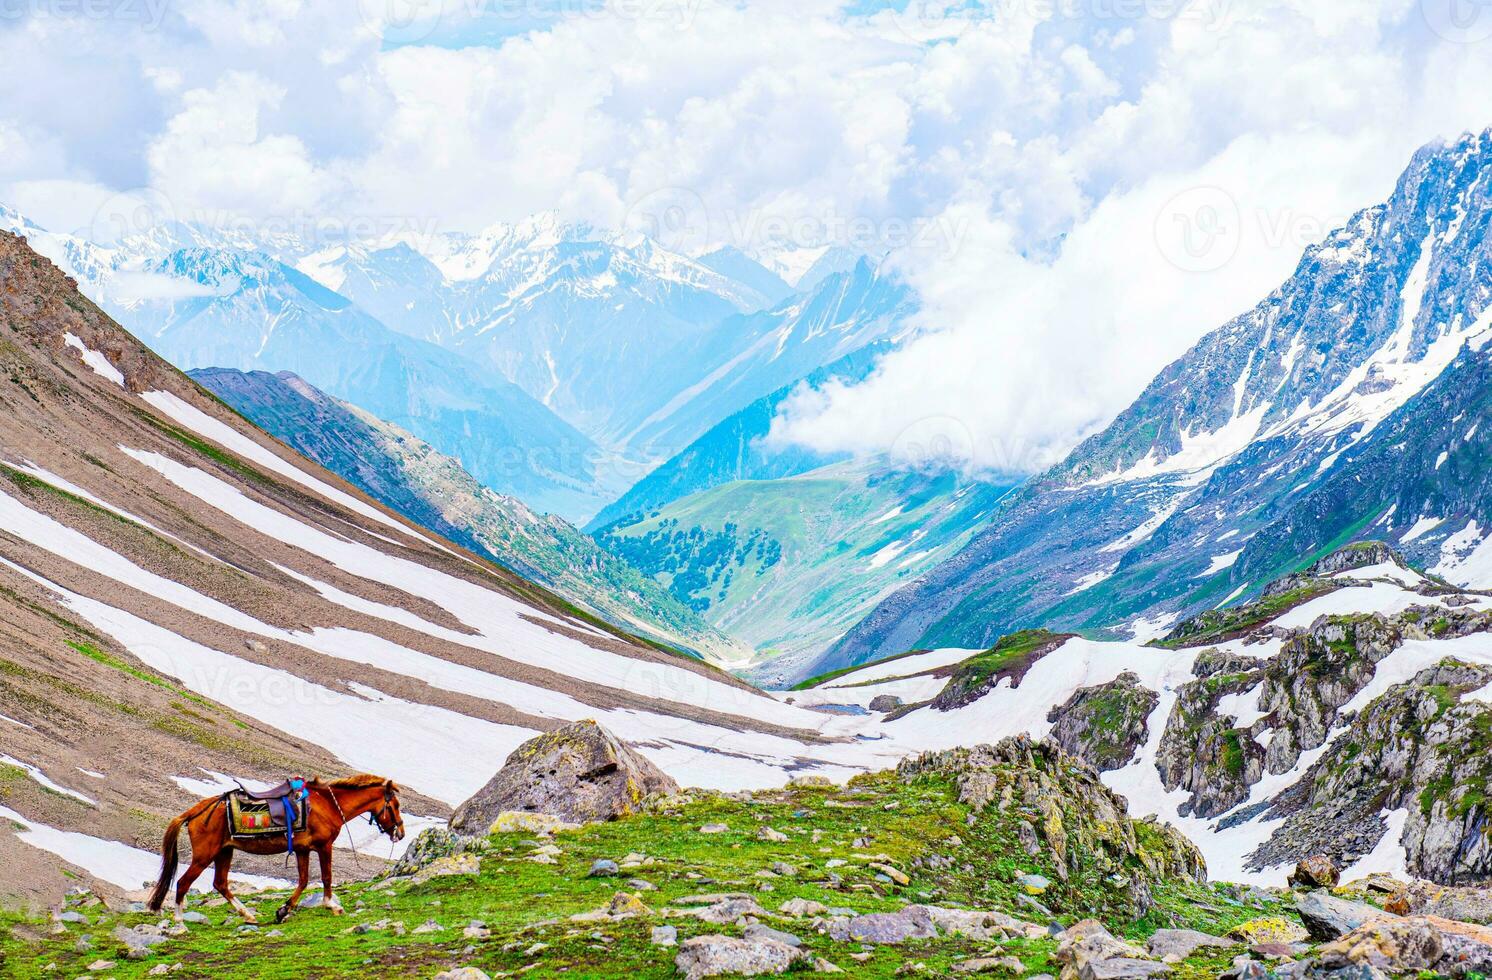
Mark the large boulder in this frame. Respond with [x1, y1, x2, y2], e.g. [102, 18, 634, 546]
[449, 720, 679, 833]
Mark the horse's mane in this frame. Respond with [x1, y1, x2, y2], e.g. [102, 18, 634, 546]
[326, 774, 396, 791]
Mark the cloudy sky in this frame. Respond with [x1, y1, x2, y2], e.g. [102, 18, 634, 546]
[5, 0, 1492, 474]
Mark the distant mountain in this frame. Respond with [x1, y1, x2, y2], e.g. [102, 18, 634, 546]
[696, 246, 794, 309]
[595, 457, 1015, 677]
[587, 344, 887, 532]
[0, 211, 614, 521]
[619, 258, 917, 457]
[814, 129, 1492, 680]
[190, 367, 749, 665]
[304, 218, 782, 451]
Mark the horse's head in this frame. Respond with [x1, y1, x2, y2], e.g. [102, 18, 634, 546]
[371, 780, 405, 842]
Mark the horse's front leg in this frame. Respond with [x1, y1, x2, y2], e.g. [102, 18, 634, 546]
[276, 850, 311, 923]
[317, 844, 343, 915]
[214, 851, 258, 924]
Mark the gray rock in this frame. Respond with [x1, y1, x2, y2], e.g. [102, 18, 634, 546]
[1078, 959, 1170, 980]
[869, 695, 904, 712]
[674, 934, 803, 979]
[449, 720, 678, 832]
[1288, 855, 1341, 889]
[57, 911, 89, 924]
[432, 970, 493, 980]
[826, 906, 938, 944]
[589, 859, 620, 878]
[113, 925, 168, 957]
[743, 923, 803, 948]
[687, 897, 769, 924]
[651, 925, 678, 947]
[1144, 928, 1232, 959]
[1298, 891, 1397, 941]
[180, 911, 208, 925]
[392, 827, 479, 876]
[1046, 671, 1158, 772]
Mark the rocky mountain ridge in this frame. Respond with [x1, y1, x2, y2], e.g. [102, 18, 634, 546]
[814, 129, 1492, 682]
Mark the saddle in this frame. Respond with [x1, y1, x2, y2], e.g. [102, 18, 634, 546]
[226, 777, 311, 851]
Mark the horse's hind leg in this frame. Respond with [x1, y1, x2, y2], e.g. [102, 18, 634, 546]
[214, 851, 258, 924]
[173, 855, 213, 923]
[276, 850, 310, 923]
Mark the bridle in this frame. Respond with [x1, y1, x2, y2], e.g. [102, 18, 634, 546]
[366, 784, 401, 839]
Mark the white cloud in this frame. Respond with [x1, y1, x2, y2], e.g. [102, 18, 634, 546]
[5, 0, 1492, 473]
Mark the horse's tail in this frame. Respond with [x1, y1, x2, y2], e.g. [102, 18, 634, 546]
[147, 796, 217, 911]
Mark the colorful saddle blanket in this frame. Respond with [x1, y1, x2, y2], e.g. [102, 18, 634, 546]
[226, 778, 310, 849]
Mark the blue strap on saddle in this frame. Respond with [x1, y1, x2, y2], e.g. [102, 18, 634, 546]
[281, 778, 309, 854]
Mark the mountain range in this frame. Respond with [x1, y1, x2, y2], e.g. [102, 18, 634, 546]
[804, 128, 1492, 683]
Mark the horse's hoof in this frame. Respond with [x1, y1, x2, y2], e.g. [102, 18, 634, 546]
[275, 905, 290, 924]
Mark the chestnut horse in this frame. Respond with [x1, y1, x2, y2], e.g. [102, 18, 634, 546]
[147, 775, 406, 924]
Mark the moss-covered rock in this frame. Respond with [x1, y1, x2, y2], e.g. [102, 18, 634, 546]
[1046, 672, 1159, 772]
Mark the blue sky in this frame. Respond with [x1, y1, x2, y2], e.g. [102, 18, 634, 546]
[5, 0, 1492, 471]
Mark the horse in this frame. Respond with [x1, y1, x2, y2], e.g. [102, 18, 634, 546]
[147, 774, 406, 924]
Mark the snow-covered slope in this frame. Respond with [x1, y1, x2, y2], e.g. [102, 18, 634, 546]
[188, 367, 749, 666]
[818, 129, 1492, 679]
[792, 546, 1492, 886]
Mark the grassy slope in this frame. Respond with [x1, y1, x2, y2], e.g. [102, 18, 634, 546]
[598, 459, 1011, 660]
[0, 773, 1295, 979]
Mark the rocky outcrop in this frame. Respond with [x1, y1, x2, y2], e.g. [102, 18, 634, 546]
[931, 630, 1073, 711]
[1386, 881, 1492, 923]
[897, 736, 1205, 918]
[1249, 661, 1492, 882]
[1255, 614, 1402, 775]
[1157, 667, 1266, 818]
[450, 721, 679, 833]
[1046, 672, 1158, 772]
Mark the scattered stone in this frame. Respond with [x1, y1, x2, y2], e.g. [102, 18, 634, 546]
[1288, 855, 1341, 890]
[1017, 874, 1051, 895]
[605, 892, 652, 918]
[1317, 916, 1444, 973]
[87, 962, 116, 973]
[113, 925, 169, 958]
[1055, 920, 1151, 980]
[589, 859, 620, 878]
[432, 970, 492, 980]
[413, 853, 481, 883]
[1384, 880, 1492, 923]
[829, 905, 1038, 945]
[872, 863, 910, 886]
[778, 898, 828, 917]
[55, 911, 88, 925]
[1077, 960, 1168, 980]
[180, 911, 208, 925]
[413, 919, 443, 934]
[869, 695, 904, 712]
[953, 956, 1026, 974]
[699, 823, 730, 834]
[1227, 917, 1310, 946]
[652, 925, 678, 947]
[1297, 890, 1396, 941]
[687, 897, 769, 924]
[392, 827, 480, 876]
[756, 827, 789, 843]
[1144, 929, 1232, 960]
[743, 923, 803, 948]
[787, 774, 834, 788]
[674, 934, 804, 979]
[769, 862, 798, 877]
[450, 720, 679, 832]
